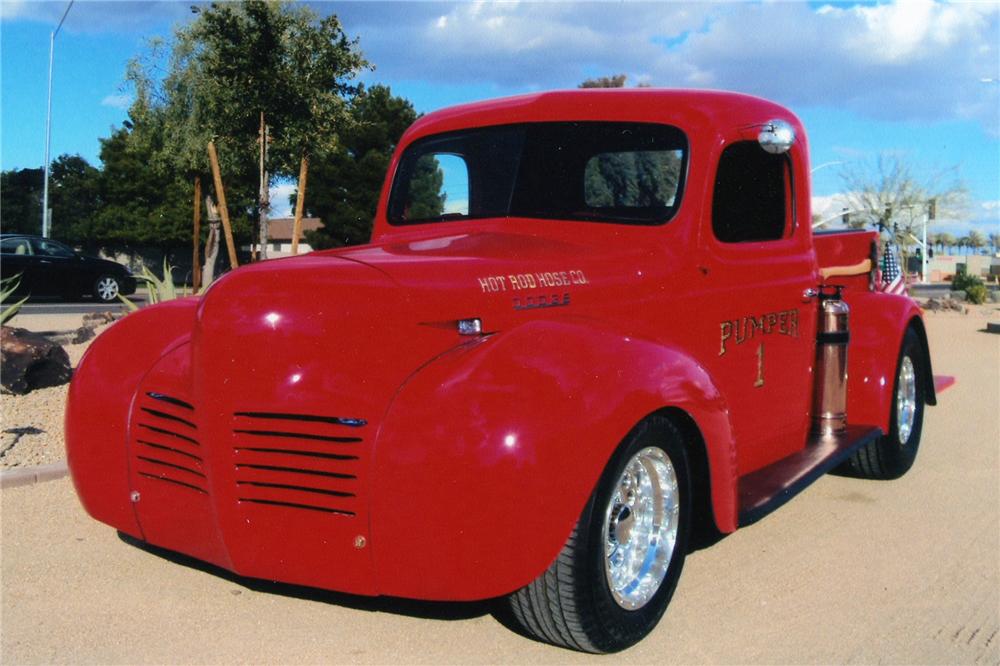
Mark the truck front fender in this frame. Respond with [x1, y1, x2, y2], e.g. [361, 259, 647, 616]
[66, 299, 199, 537]
[370, 319, 735, 601]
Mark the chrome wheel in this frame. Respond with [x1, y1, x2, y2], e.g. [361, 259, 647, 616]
[896, 355, 917, 444]
[603, 446, 679, 610]
[95, 276, 119, 302]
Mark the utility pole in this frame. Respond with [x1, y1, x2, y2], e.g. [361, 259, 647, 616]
[41, 0, 74, 238]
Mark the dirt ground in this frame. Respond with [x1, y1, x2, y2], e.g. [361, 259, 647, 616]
[1, 309, 997, 664]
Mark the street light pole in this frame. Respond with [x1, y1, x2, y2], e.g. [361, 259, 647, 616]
[41, 0, 74, 239]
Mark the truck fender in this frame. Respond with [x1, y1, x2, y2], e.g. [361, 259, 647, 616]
[845, 292, 933, 432]
[369, 319, 736, 601]
[66, 299, 198, 538]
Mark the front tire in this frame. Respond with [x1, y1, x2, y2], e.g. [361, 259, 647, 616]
[507, 415, 691, 653]
[93, 275, 121, 303]
[846, 327, 926, 479]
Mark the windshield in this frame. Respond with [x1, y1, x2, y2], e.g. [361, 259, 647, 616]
[388, 122, 687, 226]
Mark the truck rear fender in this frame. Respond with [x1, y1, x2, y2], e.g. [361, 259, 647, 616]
[845, 292, 933, 431]
[370, 319, 736, 601]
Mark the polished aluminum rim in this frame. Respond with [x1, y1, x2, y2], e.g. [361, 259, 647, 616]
[603, 446, 679, 610]
[96, 277, 119, 301]
[896, 356, 917, 444]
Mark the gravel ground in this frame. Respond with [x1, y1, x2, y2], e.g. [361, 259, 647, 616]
[0, 323, 111, 469]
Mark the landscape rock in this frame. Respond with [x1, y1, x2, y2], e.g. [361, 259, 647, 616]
[923, 297, 968, 314]
[0, 326, 72, 395]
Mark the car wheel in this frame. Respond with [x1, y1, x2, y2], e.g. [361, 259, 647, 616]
[93, 275, 121, 303]
[507, 415, 691, 653]
[846, 327, 925, 479]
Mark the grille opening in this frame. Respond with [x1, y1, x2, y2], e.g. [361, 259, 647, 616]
[146, 392, 194, 411]
[139, 471, 206, 494]
[137, 455, 205, 478]
[140, 407, 197, 430]
[237, 498, 355, 516]
[232, 429, 361, 444]
[235, 463, 355, 480]
[234, 412, 366, 427]
[138, 423, 199, 446]
[137, 439, 203, 462]
[236, 480, 354, 498]
[234, 447, 358, 461]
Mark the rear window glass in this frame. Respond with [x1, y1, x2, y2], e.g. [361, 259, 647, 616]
[388, 122, 687, 226]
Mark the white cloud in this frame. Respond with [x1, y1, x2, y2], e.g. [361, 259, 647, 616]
[100, 93, 131, 109]
[269, 182, 295, 219]
[1, 0, 196, 34]
[335, 1, 999, 132]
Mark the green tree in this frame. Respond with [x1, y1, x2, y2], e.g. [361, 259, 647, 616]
[128, 1, 369, 259]
[579, 74, 628, 88]
[48, 155, 102, 244]
[303, 84, 420, 248]
[0, 167, 43, 235]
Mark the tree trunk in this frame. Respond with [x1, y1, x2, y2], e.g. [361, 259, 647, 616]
[202, 195, 221, 286]
[257, 112, 270, 261]
[192, 175, 202, 292]
[291, 155, 309, 255]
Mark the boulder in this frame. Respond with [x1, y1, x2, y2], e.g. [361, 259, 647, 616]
[1, 326, 72, 395]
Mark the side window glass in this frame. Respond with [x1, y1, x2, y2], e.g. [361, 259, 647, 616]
[400, 153, 469, 221]
[584, 150, 682, 208]
[1, 238, 32, 255]
[33, 239, 75, 257]
[712, 142, 791, 243]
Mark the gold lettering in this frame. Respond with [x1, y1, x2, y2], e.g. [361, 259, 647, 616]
[720, 322, 732, 356]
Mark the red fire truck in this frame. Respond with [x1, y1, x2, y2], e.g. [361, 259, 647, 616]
[67, 89, 952, 653]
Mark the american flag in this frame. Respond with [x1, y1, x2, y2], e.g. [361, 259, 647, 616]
[878, 241, 907, 295]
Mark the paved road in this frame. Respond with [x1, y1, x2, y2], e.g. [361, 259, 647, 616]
[2, 312, 997, 664]
[19, 296, 146, 316]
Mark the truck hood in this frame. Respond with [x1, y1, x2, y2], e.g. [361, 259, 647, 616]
[312, 225, 666, 332]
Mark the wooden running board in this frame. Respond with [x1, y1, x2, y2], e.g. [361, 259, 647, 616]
[738, 425, 883, 527]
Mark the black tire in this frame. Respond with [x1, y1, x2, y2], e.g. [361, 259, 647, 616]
[507, 415, 692, 653]
[93, 274, 121, 303]
[845, 327, 926, 479]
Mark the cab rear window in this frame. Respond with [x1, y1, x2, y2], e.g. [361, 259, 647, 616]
[388, 122, 687, 226]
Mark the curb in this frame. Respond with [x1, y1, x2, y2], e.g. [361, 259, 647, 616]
[0, 461, 69, 489]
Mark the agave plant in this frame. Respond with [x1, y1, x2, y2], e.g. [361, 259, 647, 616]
[1, 273, 29, 325]
[118, 259, 182, 312]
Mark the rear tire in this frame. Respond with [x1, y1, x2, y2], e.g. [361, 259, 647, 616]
[93, 274, 121, 303]
[846, 327, 925, 479]
[507, 415, 691, 653]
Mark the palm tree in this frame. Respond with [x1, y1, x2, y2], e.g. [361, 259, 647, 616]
[989, 232, 1000, 254]
[939, 232, 957, 255]
[968, 230, 986, 256]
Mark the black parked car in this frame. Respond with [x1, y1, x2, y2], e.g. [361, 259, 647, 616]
[0, 234, 137, 303]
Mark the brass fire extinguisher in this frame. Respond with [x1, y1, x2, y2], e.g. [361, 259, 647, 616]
[813, 285, 850, 436]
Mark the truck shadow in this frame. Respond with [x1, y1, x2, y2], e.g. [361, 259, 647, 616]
[117, 531, 496, 622]
[118, 522, 729, 636]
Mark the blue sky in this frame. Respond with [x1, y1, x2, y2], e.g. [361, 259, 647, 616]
[1, 0, 998, 235]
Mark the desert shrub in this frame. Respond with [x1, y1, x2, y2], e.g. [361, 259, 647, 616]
[964, 283, 988, 305]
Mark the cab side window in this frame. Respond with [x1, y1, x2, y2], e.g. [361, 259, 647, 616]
[712, 141, 791, 243]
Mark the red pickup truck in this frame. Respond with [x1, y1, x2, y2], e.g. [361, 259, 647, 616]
[67, 89, 950, 653]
